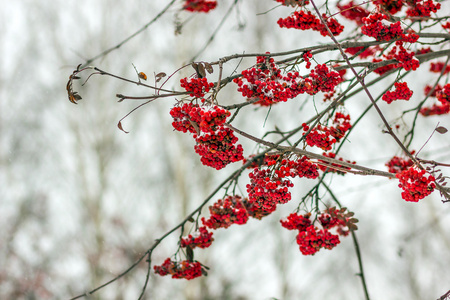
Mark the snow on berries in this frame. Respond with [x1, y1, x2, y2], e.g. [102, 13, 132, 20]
[154, 258, 204, 280]
[180, 226, 214, 249]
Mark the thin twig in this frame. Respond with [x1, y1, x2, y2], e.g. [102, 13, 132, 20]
[322, 182, 371, 300]
[80, 0, 177, 68]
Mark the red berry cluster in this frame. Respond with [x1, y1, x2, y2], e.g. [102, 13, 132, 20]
[396, 167, 436, 202]
[429, 61, 450, 74]
[170, 103, 243, 169]
[280, 212, 312, 231]
[277, 10, 344, 37]
[280, 212, 343, 255]
[233, 55, 303, 106]
[180, 226, 214, 249]
[420, 104, 450, 116]
[391, 42, 420, 71]
[337, 0, 370, 26]
[374, 0, 404, 15]
[302, 124, 336, 151]
[416, 47, 432, 55]
[307, 64, 344, 94]
[183, 0, 217, 13]
[382, 82, 413, 104]
[202, 195, 249, 229]
[373, 41, 420, 76]
[302, 113, 351, 151]
[361, 13, 403, 41]
[424, 84, 442, 97]
[247, 168, 294, 214]
[194, 127, 244, 170]
[385, 155, 414, 173]
[170, 102, 230, 134]
[154, 258, 203, 280]
[406, 0, 441, 17]
[420, 83, 450, 116]
[297, 226, 341, 255]
[330, 112, 352, 140]
[180, 77, 214, 98]
[281, 208, 356, 255]
[318, 152, 356, 175]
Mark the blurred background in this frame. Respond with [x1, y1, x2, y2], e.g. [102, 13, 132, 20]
[1, 1, 450, 299]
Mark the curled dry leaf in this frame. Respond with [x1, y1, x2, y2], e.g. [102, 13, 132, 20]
[67, 75, 82, 104]
[203, 62, 213, 74]
[117, 121, 129, 134]
[192, 62, 206, 78]
[155, 72, 166, 83]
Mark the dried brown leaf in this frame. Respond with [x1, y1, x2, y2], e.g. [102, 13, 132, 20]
[197, 63, 206, 78]
[203, 62, 213, 74]
[436, 126, 448, 134]
[156, 72, 166, 78]
[117, 121, 129, 134]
